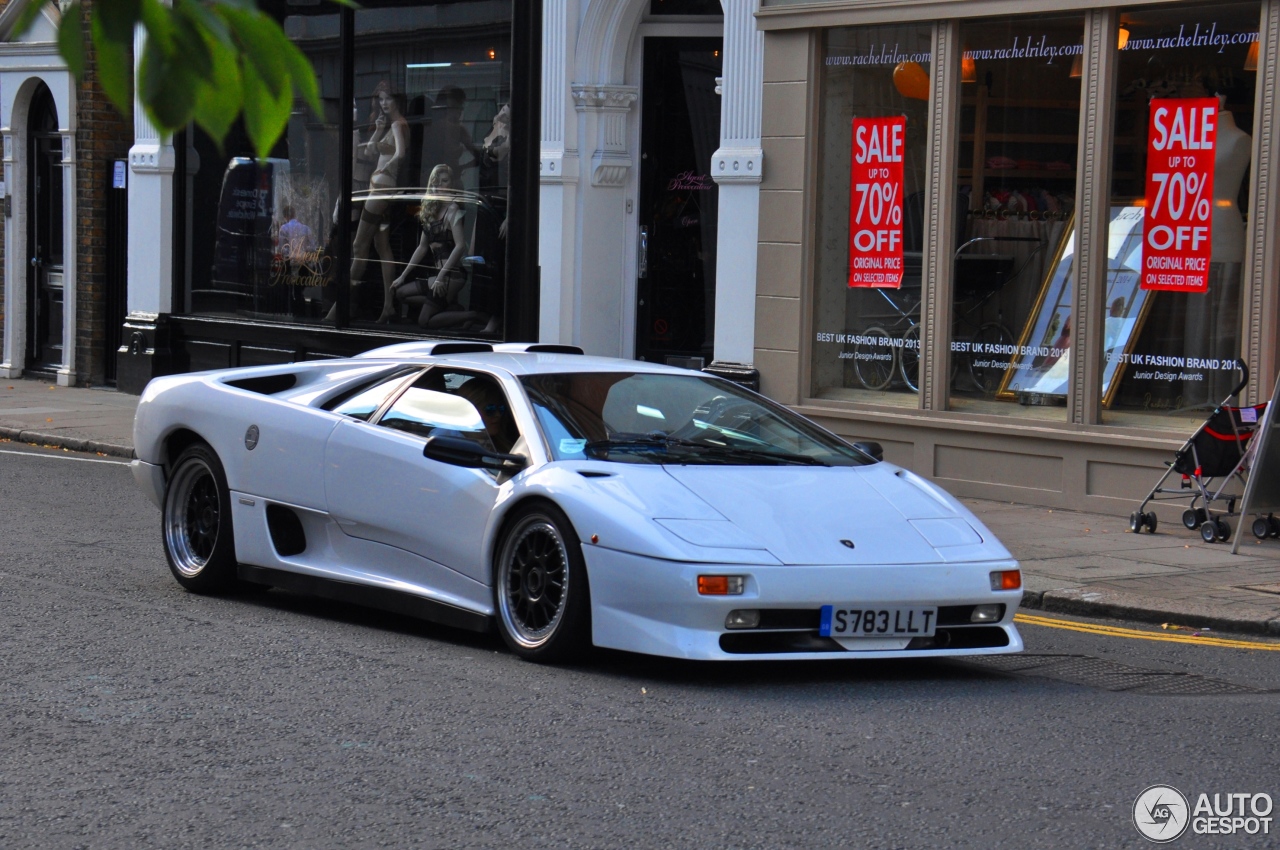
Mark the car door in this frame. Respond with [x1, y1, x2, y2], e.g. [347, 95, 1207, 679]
[324, 368, 517, 584]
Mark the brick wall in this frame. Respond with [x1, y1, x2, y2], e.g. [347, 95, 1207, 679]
[75, 0, 133, 385]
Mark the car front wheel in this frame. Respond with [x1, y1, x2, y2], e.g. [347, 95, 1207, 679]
[494, 502, 591, 662]
[163, 442, 238, 593]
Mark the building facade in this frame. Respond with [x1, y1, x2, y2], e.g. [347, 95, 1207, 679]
[537, 0, 765, 388]
[752, 0, 1280, 513]
[0, 1, 132, 387]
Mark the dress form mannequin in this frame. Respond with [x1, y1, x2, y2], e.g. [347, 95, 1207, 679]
[1211, 94, 1250, 263]
[329, 81, 408, 322]
[1185, 92, 1251, 403]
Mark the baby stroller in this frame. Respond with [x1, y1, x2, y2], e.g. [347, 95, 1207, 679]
[1130, 360, 1269, 543]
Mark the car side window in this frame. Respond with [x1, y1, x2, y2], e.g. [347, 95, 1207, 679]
[324, 369, 420, 421]
[376, 370, 518, 454]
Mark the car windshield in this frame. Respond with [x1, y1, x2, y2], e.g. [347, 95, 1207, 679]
[520, 372, 873, 466]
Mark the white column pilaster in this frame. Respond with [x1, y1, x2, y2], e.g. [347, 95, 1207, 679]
[0, 130, 21, 378]
[709, 0, 764, 369]
[57, 130, 76, 385]
[569, 83, 637, 356]
[539, 0, 581, 345]
[127, 25, 175, 318]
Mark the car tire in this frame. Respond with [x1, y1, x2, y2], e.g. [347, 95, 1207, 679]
[494, 502, 591, 662]
[162, 442, 239, 593]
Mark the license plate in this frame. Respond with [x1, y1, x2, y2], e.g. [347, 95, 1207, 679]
[819, 606, 937, 637]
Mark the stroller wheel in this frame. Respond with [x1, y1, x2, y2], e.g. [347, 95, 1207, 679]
[1130, 512, 1145, 534]
[1200, 521, 1219, 544]
[1182, 508, 1208, 530]
[1253, 517, 1272, 540]
[1269, 516, 1280, 539]
[1215, 519, 1232, 542]
[1144, 513, 1158, 533]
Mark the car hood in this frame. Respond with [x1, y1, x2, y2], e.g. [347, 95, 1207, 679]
[661, 463, 1007, 565]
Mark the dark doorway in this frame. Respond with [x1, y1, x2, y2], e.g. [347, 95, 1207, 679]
[26, 84, 64, 375]
[635, 37, 722, 368]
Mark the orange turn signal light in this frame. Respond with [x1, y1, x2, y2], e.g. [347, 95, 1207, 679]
[990, 569, 1022, 591]
[698, 575, 745, 595]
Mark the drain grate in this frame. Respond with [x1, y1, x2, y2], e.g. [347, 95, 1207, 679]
[965, 653, 1269, 695]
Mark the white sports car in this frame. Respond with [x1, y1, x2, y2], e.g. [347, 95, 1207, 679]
[131, 342, 1024, 662]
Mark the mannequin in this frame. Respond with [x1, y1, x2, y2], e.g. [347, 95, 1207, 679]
[328, 81, 408, 322]
[1184, 90, 1251, 403]
[1211, 93, 1250, 264]
[389, 164, 468, 328]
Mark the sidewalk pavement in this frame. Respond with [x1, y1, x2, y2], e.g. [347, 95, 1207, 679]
[4, 377, 1280, 637]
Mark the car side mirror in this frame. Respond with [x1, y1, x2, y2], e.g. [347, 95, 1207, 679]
[423, 435, 527, 471]
[851, 441, 884, 462]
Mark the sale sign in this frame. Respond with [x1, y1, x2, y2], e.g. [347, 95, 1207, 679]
[849, 117, 905, 288]
[1142, 98, 1217, 293]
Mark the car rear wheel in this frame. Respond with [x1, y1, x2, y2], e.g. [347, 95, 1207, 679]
[495, 502, 591, 662]
[163, 442, 238, 593]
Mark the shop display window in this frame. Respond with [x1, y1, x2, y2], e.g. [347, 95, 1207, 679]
[1100, 1, 1260, 429]
[185, 0, 512, 337]
[948, 13, 1085, 420]
[810, 23, 933, 406]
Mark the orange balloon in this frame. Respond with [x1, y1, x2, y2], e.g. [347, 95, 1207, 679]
[893, 61, 930, 101]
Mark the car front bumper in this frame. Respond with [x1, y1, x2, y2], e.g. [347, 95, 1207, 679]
[131, 459, 165, 510]
[583, 545, 1023, 661]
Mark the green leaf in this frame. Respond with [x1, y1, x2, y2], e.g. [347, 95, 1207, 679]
[137, 0, 174, 54]
[169, 0, 214, 80]
[280, 36, 322, 119]
[241, 56, 292, 160]
[56, 0, 86, 79]
[191, 34, 243, 146]
[90, 3, 134, 117]
[137, 35, 200, 130]
[220, 7, 288, 98]
[95, 0, 142, 45]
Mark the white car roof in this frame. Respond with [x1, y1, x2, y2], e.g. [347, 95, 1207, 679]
[354, 342, 703, 378]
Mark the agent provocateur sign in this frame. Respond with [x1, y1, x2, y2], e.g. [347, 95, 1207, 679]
[848, 117, 905, 288]
[1142, 98, 1217, 293]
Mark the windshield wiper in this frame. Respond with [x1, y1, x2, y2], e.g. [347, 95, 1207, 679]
[584, 434, 701, 454]
[585, 434, 826, 466]
[690, 445, 828, 466]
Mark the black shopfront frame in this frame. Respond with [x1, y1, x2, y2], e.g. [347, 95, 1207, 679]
[164, 0, 541, 374]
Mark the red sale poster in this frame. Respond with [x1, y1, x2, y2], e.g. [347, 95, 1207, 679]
[1142, 97, 1217, 293]
[848, 116, 905, 288]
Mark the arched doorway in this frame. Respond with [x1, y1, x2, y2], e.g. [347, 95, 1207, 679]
[26, 83, 64, 374]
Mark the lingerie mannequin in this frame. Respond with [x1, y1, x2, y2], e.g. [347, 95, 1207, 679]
[327, 81, 408, 322]
[389, 164, 468, 328]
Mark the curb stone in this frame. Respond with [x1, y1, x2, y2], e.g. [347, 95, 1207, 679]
[0, 426, 136, 460]
[1036, 587, 1278, 637]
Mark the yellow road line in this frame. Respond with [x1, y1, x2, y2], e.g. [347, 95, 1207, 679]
[1014, 613, 1280, 651]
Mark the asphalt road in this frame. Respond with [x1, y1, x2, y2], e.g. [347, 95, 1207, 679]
[2, 442, 1278, 850]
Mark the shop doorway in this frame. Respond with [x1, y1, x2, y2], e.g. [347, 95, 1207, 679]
[635, 36, 721, 368]
[26, 84, 64, 375]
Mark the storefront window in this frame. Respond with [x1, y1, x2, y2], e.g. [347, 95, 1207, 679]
[811, 24, 933, 406]
[186, 0, 512, 337]
[949, 14, 1084, 419]
[1101, 1, 1260, 428]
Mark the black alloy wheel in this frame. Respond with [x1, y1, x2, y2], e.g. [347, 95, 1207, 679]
[162, 442, 239, 593]
[494, 502, 591, 662]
